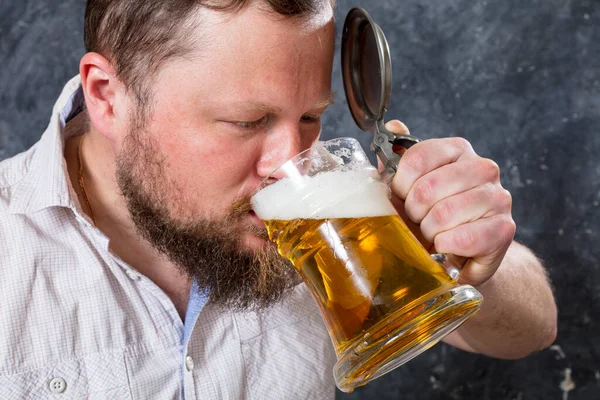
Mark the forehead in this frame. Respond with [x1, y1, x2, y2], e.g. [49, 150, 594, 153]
[151, 3, 335, 111]
[199, 3, 335, 69]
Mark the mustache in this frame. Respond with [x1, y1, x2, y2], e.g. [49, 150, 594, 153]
[228, 194, 270, 241]
[229, 194, 254, 218]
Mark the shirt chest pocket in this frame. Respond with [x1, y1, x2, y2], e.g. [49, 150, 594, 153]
[0, 351, 131, 400]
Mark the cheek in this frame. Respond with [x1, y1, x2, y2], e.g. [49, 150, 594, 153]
[159, 133, 261, 210]
[303, 123, 322, 148]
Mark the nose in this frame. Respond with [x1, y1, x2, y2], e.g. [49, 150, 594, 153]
[256, 124, 305, 181]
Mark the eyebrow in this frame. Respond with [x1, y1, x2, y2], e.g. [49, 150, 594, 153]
[228, 92, 335, 114]
[224, 102, 281, 115]
[312, 92, 335, 110]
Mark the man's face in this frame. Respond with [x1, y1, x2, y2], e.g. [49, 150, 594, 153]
[113, 3, 335, 309]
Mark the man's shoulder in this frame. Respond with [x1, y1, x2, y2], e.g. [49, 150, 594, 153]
[0, 144, 44, 266]
[0, 141, 42, 223]
[0, 144, 37, 192]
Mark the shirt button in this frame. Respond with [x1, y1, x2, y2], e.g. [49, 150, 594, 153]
[49, 377, 67, 393]
[185, 355, 195, 372]
[126, 269, 141, 280]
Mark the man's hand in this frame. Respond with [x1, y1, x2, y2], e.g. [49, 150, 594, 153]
[383, 120, 516, 287]
[381, 120, 556, 358]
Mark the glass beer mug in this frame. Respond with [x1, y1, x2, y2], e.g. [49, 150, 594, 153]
[251, 137, 483, 392]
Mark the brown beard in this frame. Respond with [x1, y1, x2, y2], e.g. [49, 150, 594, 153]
[115, 129, 298, 311]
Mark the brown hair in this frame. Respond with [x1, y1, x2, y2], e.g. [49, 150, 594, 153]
[84, 0, 331, 119]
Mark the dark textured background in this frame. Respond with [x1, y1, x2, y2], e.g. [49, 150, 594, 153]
[1, 1, 599, 399]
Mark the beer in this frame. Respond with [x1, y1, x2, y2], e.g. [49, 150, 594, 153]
[252, 165, 481, 391]
[262, 215, 458, 350]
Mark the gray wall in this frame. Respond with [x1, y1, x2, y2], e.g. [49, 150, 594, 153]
[1, 1, 599, 399]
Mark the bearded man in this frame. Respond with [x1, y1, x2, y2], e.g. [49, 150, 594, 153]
[0, 0, 556, 398]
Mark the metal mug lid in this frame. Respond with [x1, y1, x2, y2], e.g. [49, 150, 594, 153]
[341, 7, 392, 132]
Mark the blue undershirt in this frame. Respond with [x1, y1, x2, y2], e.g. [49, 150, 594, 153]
[181, 279, 209, 399]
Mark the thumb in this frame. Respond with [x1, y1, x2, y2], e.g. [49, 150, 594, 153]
[384, 119, 410, 135]
[384, 120, 412, 154]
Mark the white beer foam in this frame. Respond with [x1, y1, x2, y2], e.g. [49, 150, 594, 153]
[251, 169, 397, 220]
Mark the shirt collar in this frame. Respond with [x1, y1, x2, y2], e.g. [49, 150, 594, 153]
[9, 75, 86, 215]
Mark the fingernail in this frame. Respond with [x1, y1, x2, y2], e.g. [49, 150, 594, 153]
[385, 120, 410, 135]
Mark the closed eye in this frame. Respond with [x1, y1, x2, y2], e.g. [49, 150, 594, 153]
[234, 115, 269, 129]
[301, 114, 320, 123]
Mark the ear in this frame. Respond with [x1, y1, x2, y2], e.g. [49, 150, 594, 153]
[79, 52, 126, 142]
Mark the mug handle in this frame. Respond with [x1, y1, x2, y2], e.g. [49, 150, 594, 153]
[431, 254, 467, 281]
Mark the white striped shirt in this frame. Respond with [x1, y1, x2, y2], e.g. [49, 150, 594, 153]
[0, 76, 336, 399]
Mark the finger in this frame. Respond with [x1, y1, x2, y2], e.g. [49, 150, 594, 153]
[384, 120, 412, 154]
[404, 157, 501, 223]
[420, 183, 512, 243]
[384, 120, 410, 135]
[391, 137, 477, 200]
[377, 120, 407, 172]
[388, 191, 433, 250]
[433, 214, 516, 286]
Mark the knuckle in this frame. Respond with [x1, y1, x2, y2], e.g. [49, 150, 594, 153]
[452, 137, 473, 153]
[431, 200, 454, 227]
[401, 147, 429, 175]
[499, 216, 517, 241]
[481, 158, 500, 181]
[412, 177, 436, 205]
[497, 188, 513, 211]
[453, 228, 475, 250]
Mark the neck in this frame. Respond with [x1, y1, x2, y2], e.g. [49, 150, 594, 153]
[64, 117, 191, 318]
